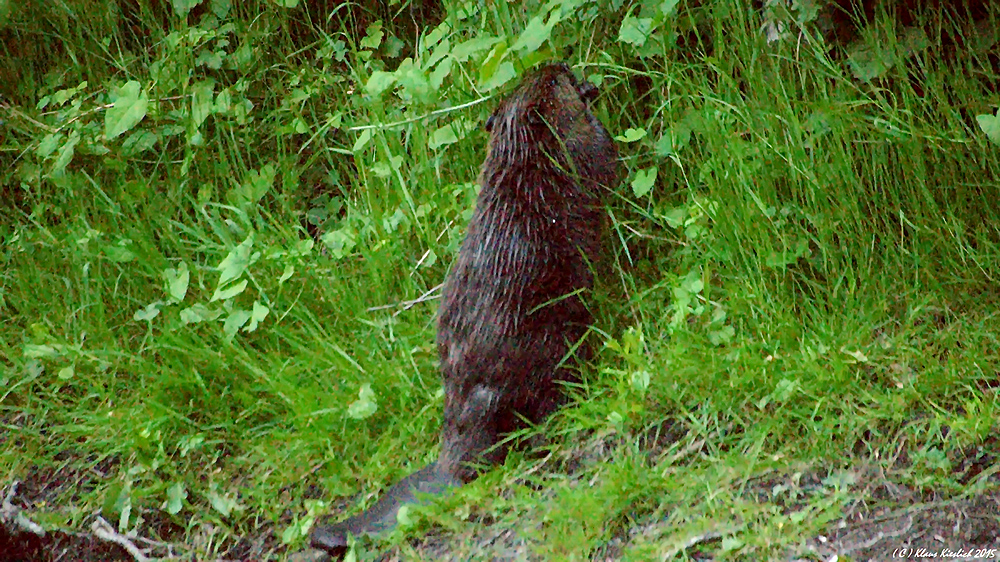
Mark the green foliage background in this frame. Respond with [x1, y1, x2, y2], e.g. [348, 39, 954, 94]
[1, 0, 998, 559]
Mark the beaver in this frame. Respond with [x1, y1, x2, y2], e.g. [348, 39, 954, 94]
[311, 62, 618, 556]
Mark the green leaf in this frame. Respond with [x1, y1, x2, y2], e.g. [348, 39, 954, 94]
[244, 301, 270, 332]
[428, 124, 459, 150]
[481, 61, 516, 91]
[680, 269, 704, 294]
[223, 309, 252, 340]
[479, 40, 510, 88]
[51, 130, 81, 174]
[211, 279, 248, 302]
[659, 0, 680, 15]
[346, 383, 377, 419]
[57, 365, 75, 380]
[23, 344, 60, 359]
[977, 110, 1000, 145]
[37, 133, 61, 158]
[616, 128, 647, 143]
[171, 0, 202, 18]
[133, 302, 162, 322]
[366, 71, 397, 97]
[179, 304, 222, 324]
[450, 37, 500, 62]
[163, 262, 190, 302]
[279, 264, 294, 284]
[662, 207, 686, 228]
[191, 79, 215, 127]
[619, 16, 654, 47]
[352, 129, 372, 153]
[105, 81, 149, 139]
[631, 167, 657, 198]
[359, 21, 383, 50]
[511, 14, 555, 54]
[217, 234, 254, 287]
[165, 482, 187, 515]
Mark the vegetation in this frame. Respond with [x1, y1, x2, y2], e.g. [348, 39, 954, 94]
[2, 0, 998, 560]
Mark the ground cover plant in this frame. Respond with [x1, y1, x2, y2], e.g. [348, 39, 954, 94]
[1, 0, 998, 560]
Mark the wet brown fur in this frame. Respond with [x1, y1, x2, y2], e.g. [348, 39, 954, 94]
[311, 62, 618, 555]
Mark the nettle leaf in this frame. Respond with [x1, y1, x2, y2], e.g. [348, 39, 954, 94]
[105, 81, 149, 139]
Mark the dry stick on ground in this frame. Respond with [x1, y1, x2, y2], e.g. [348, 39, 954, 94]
[91, 516, 150, 562]
[1, 481, 46, 536]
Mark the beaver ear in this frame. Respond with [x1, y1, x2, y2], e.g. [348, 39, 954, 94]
[579, 81, 598, 104]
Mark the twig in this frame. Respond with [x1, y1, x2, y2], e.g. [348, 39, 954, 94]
[1, 481, 46, 536]
[91, 516, 150, 562]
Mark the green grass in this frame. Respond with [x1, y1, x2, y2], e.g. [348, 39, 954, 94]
[2, 0, 999, 560]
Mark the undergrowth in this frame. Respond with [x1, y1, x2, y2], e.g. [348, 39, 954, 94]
[1, 0, 998, 560]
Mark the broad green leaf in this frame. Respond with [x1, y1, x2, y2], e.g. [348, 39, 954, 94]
[977, 110, 1000, 145]
[511, 14, 554, 54]
[51, 130, 81, 174]
[211, 279, 248, 302]
[352, 129, 372, 153]
[631, 167, 657, 198]
[165, 482, 187, 515]
[217, 234, 254, 286]
[366, 71, 397, 97]
[223, 309, 251, 340]
[191, 79, 215, 127]
[163, 262, 190, 302]
[172, 0, 201, 18]
[481, 61, 516, 91]
[428, 124, 459, 150]
[23, 344, 59, 359]
[450, 37, 500, 62]
[37, 133, 61, 158]
[360, 21, 383, 50]
[105, 81, 148, 139]
[616, 127, 647, 143]
[479, 41, 509, 87]
[57, 365, 75, 380]
[133, 302, 162, 321]
[619, 16, 654, 47]
[346, 383, 377, 419]
[244, 301, 269, 332]
[179, 304, 223, 324]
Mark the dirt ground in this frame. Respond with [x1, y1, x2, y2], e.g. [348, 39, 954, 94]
[3, 446, 998, 561]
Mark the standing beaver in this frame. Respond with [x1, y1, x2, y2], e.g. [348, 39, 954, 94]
[311, 62, 618, 556]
